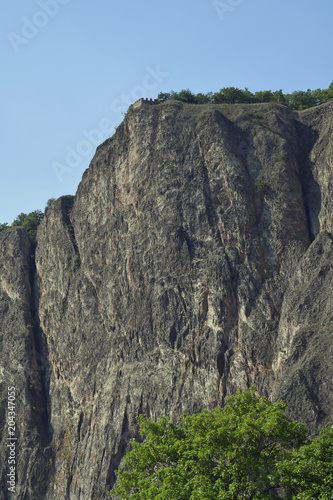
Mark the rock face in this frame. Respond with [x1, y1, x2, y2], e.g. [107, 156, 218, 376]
[0, 228, 53, 499]
[0, 100, 332, 499]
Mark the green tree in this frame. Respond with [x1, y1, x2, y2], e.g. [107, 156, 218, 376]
[12, 209, 43, 241]
[46, 198, 56, 207]
[0, 222, 9, 233]
[168, 90, 181, 101]
[111, 387, 308, 499]
[158, 90, 212, 104]
[287, 90, 318, 111]
[157, 92, 171, 101]
[157, 83, 333, 111]
[327, 80, 333, 100]
[194, 92, 212, 104]
[253, 90, 275, 103]
[278, 426, 333, 499]
[272, 89, 287, 106]
[211, 87, 254, 104]
[312, 82, 333, 106]
[173, 89, 197, 103]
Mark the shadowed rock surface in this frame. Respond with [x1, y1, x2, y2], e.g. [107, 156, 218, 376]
[0, 100, 332, 499]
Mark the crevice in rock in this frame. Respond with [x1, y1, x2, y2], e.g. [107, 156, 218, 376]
[177, 227, 195, 259]
[29, 241, 54, 446]
[169, 325, 177, 348]
[62, 196, 81, 267]
[295, 119, 321, 242]
[77, 411, 84, 441]
[201, 163, 223, 248]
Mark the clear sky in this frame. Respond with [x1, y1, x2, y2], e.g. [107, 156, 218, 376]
[1, 0, 333, 224]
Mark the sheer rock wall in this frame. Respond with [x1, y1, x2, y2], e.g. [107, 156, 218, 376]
[1, 100, 332, 499]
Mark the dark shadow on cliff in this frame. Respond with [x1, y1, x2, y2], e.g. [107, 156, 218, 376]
[294, 120, 321, 241]
[30, 243, 54, 447]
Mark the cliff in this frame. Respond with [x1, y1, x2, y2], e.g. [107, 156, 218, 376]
[0, 100, 332, 499]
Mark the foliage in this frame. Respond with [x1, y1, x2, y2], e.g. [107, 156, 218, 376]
[286, 90, 318, 111]
[29, 380, 36, 390]
[158, 82, 333, 111]
[0, 200, 55, 239]
[46, 198, 56, 207]
[0, 210, 44, 240]
[125, 104, 134, 116]
[256, 178, 266, 193]
[171, 89, 198, 103]
[111, 387, 310, 499]
[278, 426, 333, 499]
[158, 90, 213, 104]
[212, 86, 254, 104]
[9, 210, 43, 241]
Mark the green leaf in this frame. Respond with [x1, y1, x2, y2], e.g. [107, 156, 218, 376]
[110, 387, 312, 499]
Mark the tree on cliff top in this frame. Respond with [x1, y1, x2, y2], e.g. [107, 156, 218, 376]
[12, 209, 43, 241]
[111, 387, 333, 499]
[0, 208, 45, 241]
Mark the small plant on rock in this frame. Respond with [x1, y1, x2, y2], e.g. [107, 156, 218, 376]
[256, 178, 266, 193]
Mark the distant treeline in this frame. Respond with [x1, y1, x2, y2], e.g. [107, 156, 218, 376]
[158, 82, 333, 111]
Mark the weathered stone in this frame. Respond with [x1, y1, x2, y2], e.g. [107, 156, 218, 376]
[0, 100, 332, 499]
[0, 228, 53, 498]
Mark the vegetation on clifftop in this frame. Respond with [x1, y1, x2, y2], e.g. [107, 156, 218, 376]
[0, 209, 43, 242]
[158, 82, 333, 111]
[11, 210, 44, 241]
[0, 199, 56, 241]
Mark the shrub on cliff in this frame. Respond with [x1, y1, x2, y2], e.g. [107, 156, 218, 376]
[110, 387, 333, 499]
[12, 209, 43, 241]
[0, 209, 44, 241]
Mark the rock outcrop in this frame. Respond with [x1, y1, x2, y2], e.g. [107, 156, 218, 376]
[0, 100, 332, 499]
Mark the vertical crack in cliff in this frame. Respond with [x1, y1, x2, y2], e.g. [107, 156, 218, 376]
[63, 197, 81, 264]
[295, 118, 321, 242]
[201, 162, 224, 248]
[29, 241, 53, 446]
[60, 196, 81, 312]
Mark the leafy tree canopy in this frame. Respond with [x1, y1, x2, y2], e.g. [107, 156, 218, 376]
[0, 209, 44, 241]
[12, 210, 43, 241]
[278, 427, 333, 499]
[110, 387, 333, 499]
[158, 82, 333, 111]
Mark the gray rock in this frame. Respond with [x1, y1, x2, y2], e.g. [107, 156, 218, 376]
[0, 100, 332, 498]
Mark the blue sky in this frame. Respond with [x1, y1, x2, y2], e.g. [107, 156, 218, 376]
[1, 0, 333, 224]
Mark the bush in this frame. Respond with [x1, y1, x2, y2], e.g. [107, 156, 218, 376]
[11, 210, 43, 241]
